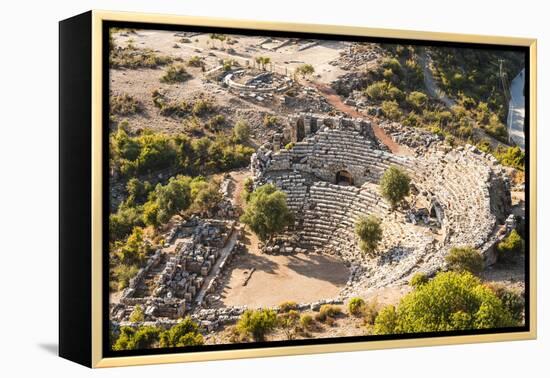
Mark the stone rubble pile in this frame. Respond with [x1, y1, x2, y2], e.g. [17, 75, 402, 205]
[111, 218, 239, 323]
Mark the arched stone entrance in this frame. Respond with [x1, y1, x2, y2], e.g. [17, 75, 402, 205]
[336, 170, 354, 186]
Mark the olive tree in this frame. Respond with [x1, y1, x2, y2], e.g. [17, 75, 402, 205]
[240, 184, 293, 241]
[355, 215, 383, 255]
[379, 166, 411, 209]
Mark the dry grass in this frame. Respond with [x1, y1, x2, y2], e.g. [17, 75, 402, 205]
[110, 93, 143, 116]
[110, 46, 172, 69]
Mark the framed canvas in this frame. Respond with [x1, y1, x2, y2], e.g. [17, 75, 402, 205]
[59, 10, 537, 368]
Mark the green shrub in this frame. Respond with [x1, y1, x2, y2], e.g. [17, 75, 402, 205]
[279, 301, 298, 313]
[485, 283, 525, 324]
[348, 297, 366, 316]
[129, 305, 145, 322]
[380, 166, 411, 209]
[160, 64, 191, 84]
[112, 325, 160, 351]
[315, 304, 342, 322]
[296, 64, 315, 76]
[407, 91, 428, 109]
[110, 93, 142, 116]
[111, 263, 139, 291]
[109, 205, 144, 242]
[159, 317, 204, 347]
[374, 271, 518, 334]
[187, 55, 203, 67]
[494, 146, 525, 171]
[263, 114, 279, 127]
[497, 229, 525, 261]
[362, 301, 380, 325]
[113, 227, 151, 265]
[277, 309, 300, 339]
[236, 309, 278, 341]
[355, 215, 383, 255]
[300, 314, 314, 330]
[410, 272, 429, 288]
[207, 114, 225, 131]
[381, 100, 403, 121]
[234, 119, 250, 142]
[192, 99, 213, 116]
[445, 246, 484, 274]
[284, 142, 295, 150]
[110, 47, 172, 69]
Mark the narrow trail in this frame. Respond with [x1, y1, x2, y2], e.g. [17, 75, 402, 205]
[418, 51, 456, 108]
[309, 80, 412, 156]
[195, 229, 239, 305]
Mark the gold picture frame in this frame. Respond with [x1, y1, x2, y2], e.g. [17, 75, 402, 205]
[59, 9, 537, 368]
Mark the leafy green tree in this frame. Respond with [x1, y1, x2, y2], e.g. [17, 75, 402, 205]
[445, 246, 484, 274]
[240, 184, 293, 241]
[147, 176, 192, 225]
[159, 317, 204, 347]
[236, 309, 278, 341]
[112, 326, 160, 351]
[379, 166, 411, 209]
[233, 119, 251, 142]
[374, 271, 517, 334]
[355, 215, 383, 255]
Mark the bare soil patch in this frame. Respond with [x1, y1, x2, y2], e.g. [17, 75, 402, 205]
[219, 229, 349, 308]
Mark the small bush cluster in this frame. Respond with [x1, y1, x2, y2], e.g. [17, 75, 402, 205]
[496, 229, 525, 262]
[315, 304, 342, 324]
[263, 114, 279, 127]
[110, 93, 143, 116]
[160, 64, 192, 84]
[409, 272, 429, 288]
[236, 309, 278, 342]
[110, 46, 172, 69]
[187, 55, 203, 67]
[445, 246, 484, 274]
[111, 317, 203, 351]
[348, 297, 366, 317]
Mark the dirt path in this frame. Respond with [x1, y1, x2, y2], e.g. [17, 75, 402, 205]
[418, 51, 456, 108]
[195, 229, 239, 305]
[308, 80, 412, 156]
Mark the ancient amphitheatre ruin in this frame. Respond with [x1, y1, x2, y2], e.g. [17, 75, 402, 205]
[108, 28, 526, 345]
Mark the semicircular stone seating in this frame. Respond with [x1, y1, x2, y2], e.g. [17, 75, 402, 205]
[256, 122, 504, 289]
